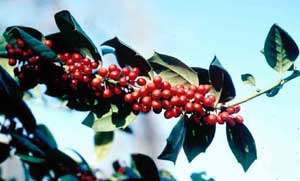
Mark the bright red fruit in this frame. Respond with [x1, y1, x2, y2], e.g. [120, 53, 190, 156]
[203, 97, 214, 107]
[235, 115, 244, 124]
[141, 96, 152, 106]
[128, 71, 138, 80]
[132, 67, 140, 75]
[206, 114, 217, 125]
[98, 67, 108, 77]
[108, 64, 118, 72]
[72, 53, 82, 62]
[121, 67, 130, 76]
[103, 88, 113, 98]
[184, 102, 194, 113]
[16, 39, 25, 48]
[91, 78, 102, 88]
[153, 76, 162, 87]
[109, 70, 120, 80]
[164, 110, 173, 119]
[226, 107, 235, 114]
[124, 94, 134, 103]
[137, 78, 146, 86]
[44, 40, 53, 48]
[8, 58, 16, 66]
[118, 77, 128, 86]
[152, 89, 161, 100]
[162, 89, 171, 99]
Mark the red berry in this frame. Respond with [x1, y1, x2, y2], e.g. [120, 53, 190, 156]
[226, 107, 235, 114]
[219, 112, 230, 124]
[83, 67, 92, 75]
[16, 39, 25, 48]
[234, 105, 241, 113]
[137, 78, 147, 86]
[206, 114, 217, 125]
[57, 54, 64, 60]
[8, 58, 16, 66]
[91, 62, 98, 69]
[66, 59, 73, 66]
[152, 89, 161, 100]
[196, 85, 205, 94]
[72, 53, 82, 62]
[119, 77, 128, 86]
[128, 71, 138, 80]
[188, 85, 197, 92]
[203, 97, 214, 107]
[153, 76, 162, 87]
[108, 64, 118, 72]
[235, 115, 244, 124]
[83, 58, 91, 65]
[184, 102, 194, 113]
[82, 75, 90, 83]
[68, 65, 76, 73]
[98, 67, 108, 77]
[207, 94, 216, 103]
[172, 107, 182, 117]
[121, 67, 130, 76]
[74, 62, 84, 71]
[146, 82, 156, 92]
[179, 95, 188, 105]
[44, 40, 52, 48]
[170, 86, 177, 95]
[139, 86, 148, 97]
[91, 78, 102, 88]
[109, 70, 120, 80]
[194, 93, 204, 103]
[5, 43, 13, 50]
[176, 87, 185, 96]
[176, 84, 184, 89]
[227, 118, 236, 127]
[141, 105, 151, 113]
[7, 48, 15, 56]
[64, 53, 71, 60]
[15, 48, 22, 56]
[71, 79, 78, 89]
[114, 86, 122, 95]
[162, 100, 172, 110]
[73, 71, 82, 80]
[132, 91, 140, 100]
[170, 96, 180, 106]
[152, 100, 162, 109]
[124, 94, 134, 103]
[132, 103, 141, 112]
[193, 103, 203, 113]
[164, 110, 174, 119]
[203, 84, 211, 94]
[162, 81, 171, 90]
[103, 88, 113, 98]
[162, 89, 171, 99]
[132, 67, 140, 75]
[141, 96, 152, 106]
[186, 90, 195, 99]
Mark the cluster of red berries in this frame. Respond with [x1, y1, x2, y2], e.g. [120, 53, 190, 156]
[56, 52, 99, 90]
[89, 64, 146, 99]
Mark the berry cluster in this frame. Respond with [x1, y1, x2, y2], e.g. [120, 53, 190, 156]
[56, 52, 99, 90]
[90, 64, 146, 99]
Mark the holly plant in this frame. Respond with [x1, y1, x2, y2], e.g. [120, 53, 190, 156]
[0, 10, 299, 180]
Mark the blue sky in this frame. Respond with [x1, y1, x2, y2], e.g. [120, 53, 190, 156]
[1, 0, 300, 180]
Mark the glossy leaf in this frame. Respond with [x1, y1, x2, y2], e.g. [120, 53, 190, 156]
[54, 10, 101, 63]
[11, 133, 44, 155]
[94, 131, 114, 161]
[101, 37, 152, 77]
[158, 117, 187, 163]
[209, 56, 236, 103]
[241, 73, 256, 87]
[226, 123, 257, 172]
[83, 104, 136, 132]
[183, 118, 216, 162]
[264, 24, 299, 74]
[16, 154, 45, 163]
[34, 124, 57, 150]
[3, 27, 62, 63]
[266, 86, 282, 97]
[148, 52, 199, 86]
[3, 26, 44, 45]
[191, 67, 210, 84]
[132, 154, 160, 181]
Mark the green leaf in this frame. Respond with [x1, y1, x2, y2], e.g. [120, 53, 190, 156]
[266, 86, 282, 97]
[35, 124, 57, 150]
[158, 117, 187, 163]
[3, 26, 44, 45]
[209, 56, 236, 103]
[226, 123, 257, 172]
[54, 10, 101, 63]
[3, 27, 62, 63]
[84, 104, 136, 132]
[183, 117, 216, 162]
[16, 154, 45, 163]
[101, 37, 153, 77]
[148, 52, 199, 86]
[94, 131, 114, 161]
[11, 133, 44, 155]
[132, 154, 160, 181]
[191, 67, 210, 84]
[264, 24, 299, 74]
[241, 73, 256, 87]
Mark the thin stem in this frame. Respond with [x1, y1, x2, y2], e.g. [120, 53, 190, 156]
[216, 70, 300, 109]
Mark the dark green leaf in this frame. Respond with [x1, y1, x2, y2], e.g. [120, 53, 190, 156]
[54, 10, 101, 63]
[45, 32, 74, 53]
[226, 123, 257, 172]
[183, 118, 216, 162]
[11, 133, 44, 155]
[94, 131, 114, 145]
[0, 143, 10, 163]
[16, 153, 45, 163]
[148, 52, 199, 86]
[266, 86, 282, 97]
[158, 117, 186, 163]
[132, 154, 160, 181]
[3, 26, 44, 45]
[209, 56, 236, 103]
[4, 27, 62, 63]
[190, 172, 215, 181]
[191, 67, 210, 84]
[101, 37, 152, 77]
[241, 74, 256, 87]
[264, 24, 299, 74]
[34, 124, 57, 150]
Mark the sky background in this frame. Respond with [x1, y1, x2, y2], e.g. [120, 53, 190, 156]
[1, 0, 300, 180]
